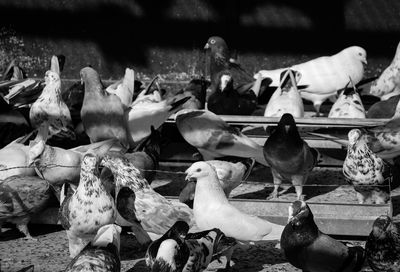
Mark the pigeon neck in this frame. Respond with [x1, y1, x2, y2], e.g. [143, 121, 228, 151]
[194, 175, 229, 206]
[108, 163, 148, 191]
[78, 166, 103, 193]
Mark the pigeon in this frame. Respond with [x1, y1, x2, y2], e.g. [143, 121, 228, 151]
[343, 129, 392, 204]
[328, 78, 366, 118]
[49, 54, 65, 75]
[175, 109, 269, 166]
[179, 158, 255, 208]
[28, 138, 119, 187]
[206, 70, 259, 115]
[281, 200, 365, 272]
[147, 220, 236, 272]
[127, 76, 191, 144]
[100, 154, 194, 244]
[370, 41, 400, 101]
[0, 132, 36, 180]
[59, 152, 117, 258]
[257, 46, 367, 116]
[365, 215, 400, 272]
[106, 67, 135, 108]
[185, 161, 284, 242]
[64, 224, 121, 272]
[367, 94, 400, 119]
[0, 175, 51, 239]
[1, 59, 26, 81]
[29, 69, 76, 141]
[204, 36, 266, 97]
[264, 69, 304, 118]
[80, 67, 130, 149]
[263, 113, 318, 200]
[145, 220, 190, 269]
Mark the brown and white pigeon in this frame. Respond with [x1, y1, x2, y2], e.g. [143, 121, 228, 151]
[257, 46, 367, 116]
[80, 67, 130, 149]
[64, 224, 121, 272]
[146, 220, 236, 272]
[179, 158, 255, 208]
[59, 152, 117, 258]
[370, 41, 400, 101]
[0, 175, 51, 239]
[328, 78, 366, 118]
[29, 70, 75, 141]
[264, 69, 304, 118]
[281, 200, 365, 272]
[175, 109, 269, 166]
[100, 154, 194, 245]
[343, 129, 393, 204]
[263, 113, 318, 200]
[365, 215, 400, 272]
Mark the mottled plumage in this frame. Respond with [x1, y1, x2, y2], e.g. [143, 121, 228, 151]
[0, 175, 51, 239]
[264, 69, 304, 118]
[263, 113, 318, 200]
[80, 67, 130, 149]
[281, 200, 365, 272]
[175, 109, 268, 166]
[147, 221, 236, 272]
[186, 161, 284, 242]
[179, 158, 255, 207]
[59, 153, 117, 258]
[99, 155, 194, 238]
[365, 215, 400, 272]
[343, 129, 393, 204]
[328, 78, 366, 118]
[64, 224, 121, 272]
[29, 70, 75, 140]
[257, 46, 367, 116]
[370, 41, 400, 100]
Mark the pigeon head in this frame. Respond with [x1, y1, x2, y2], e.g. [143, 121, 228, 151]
[204, 36, 229, 55]
[44, 70, 60, 86]
[288, 200, 313, 227]
[81, 152, 100, 175]
[184, 161, 217, 183]
[344, 46, 367, 65]
[371, 215, 394, 240]
[168, 221, 190, 242]
[80, 67, 102, 91]
[92, 224, 122, 253]
[347, 129, 362, 146]
[277, 113, 300, 136]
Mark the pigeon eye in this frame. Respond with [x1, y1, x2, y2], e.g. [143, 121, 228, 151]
[210, 39, 215, 44]
[196, 168, 201, 172]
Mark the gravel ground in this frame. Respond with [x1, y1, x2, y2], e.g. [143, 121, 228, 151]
[2, 163, 399, 272]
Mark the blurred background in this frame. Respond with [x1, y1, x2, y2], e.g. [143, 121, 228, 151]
[0, 0, 399, 80]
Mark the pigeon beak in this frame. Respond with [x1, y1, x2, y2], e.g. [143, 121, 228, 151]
[204, 43, 210, 50]
[363, 59, 367, 65]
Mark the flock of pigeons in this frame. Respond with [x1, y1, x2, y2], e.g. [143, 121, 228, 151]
[0, 36, 400, 272]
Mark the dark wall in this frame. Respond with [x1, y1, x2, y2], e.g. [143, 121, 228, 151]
[0, 0, 399, 80]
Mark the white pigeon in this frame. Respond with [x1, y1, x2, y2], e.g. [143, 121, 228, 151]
[106, 67, 135, 108]
[264, 69, 304, 118]
[256, 46, 367, 115]
[175, 109, 269, 166]
[369, 41, 400, 100]
[185, 161, 284, 242]
[328, 78, 366, 118]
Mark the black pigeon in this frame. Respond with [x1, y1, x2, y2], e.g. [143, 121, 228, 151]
[365, 215, 400, 272]
[263, 113, 318, 200]
[281, 200, 365, 272]
[207, 70, 259, 115]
